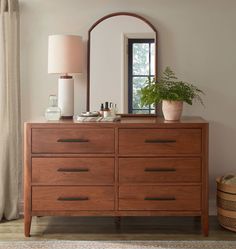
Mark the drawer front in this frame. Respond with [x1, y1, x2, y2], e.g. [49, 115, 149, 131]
[32, 128, 114, 154]
[32, 186, 114, 211]
[119, 186, 201, 211]
[119, 158, 201, 183]
[119, 129, 201, 154]
[32, 158, 114, 185]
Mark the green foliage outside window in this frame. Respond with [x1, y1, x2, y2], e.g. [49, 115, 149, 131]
[132, 43, 154, 112]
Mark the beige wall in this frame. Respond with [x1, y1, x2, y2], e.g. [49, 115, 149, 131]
[20, 0, 236, 214]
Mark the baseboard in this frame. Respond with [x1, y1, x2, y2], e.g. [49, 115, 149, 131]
[209, 198, 217, 215]
[19, 200, 24, 215]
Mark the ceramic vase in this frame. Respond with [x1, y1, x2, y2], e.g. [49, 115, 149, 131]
[162, 100, 183, 121]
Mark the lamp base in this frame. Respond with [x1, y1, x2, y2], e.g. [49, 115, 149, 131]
[58, 76, 74, 118]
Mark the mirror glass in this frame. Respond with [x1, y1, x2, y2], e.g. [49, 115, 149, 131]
[88, 13, 157, 114]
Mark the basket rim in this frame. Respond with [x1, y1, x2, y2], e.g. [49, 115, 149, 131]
[216, 177, 236, 187]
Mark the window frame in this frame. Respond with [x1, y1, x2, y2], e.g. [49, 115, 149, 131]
[128, 38, 155, 114]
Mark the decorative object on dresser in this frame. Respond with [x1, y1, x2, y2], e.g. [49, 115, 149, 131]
[24, 116, 209, 237]
[48, 35, 82, 118]
[140, 67, 204, 120]
[45, 95, 61, 121]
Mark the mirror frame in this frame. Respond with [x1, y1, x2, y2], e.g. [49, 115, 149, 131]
[87, 12, 158, 115]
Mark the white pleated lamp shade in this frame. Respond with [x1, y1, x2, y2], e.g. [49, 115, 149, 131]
[48, 35, 82, 74]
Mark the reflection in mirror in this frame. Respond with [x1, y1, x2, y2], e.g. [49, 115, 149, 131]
[128, 39, 155, 114]
[88, 13, 157, 114]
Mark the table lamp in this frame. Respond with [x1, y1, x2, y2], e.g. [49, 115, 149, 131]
[48, 35, 82, 118]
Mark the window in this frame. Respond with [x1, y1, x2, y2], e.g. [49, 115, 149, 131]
[128, 39, 155, 114]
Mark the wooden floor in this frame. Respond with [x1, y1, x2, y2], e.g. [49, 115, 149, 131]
[0, 216, 235, 241]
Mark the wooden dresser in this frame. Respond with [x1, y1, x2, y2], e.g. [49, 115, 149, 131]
[24, 116, 209, 236]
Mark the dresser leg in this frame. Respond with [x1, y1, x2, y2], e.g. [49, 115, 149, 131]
[24, 214, 32, 237]
[115, 216, 121, 228]
[201, 214, 209, 236]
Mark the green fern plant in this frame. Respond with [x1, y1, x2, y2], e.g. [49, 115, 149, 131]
[140, 67, 204, 107]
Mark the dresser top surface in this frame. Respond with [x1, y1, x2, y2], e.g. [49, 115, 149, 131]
[25, 116, 208, 127]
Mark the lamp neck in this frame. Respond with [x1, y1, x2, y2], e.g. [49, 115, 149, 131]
[60, 74, 72, 79]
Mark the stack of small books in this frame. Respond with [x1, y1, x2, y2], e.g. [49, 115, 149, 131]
[74, 116, 121, 122]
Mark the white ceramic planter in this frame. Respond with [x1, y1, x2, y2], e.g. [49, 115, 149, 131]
[162, 100, 183, 121]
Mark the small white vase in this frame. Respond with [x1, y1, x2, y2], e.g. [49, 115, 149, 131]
[162, 100, 183, 121]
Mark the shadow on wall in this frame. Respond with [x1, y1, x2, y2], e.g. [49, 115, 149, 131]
[209, 120, 236, 185]
[183, 82, 236, 215]
[209, 120, 236, 215]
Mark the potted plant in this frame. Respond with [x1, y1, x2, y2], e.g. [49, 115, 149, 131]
[139, 67, 204, 120]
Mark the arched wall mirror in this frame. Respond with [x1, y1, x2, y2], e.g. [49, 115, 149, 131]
[87, 12, 158, 115]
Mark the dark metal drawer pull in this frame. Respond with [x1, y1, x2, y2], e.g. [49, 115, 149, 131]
[145, 197, 176, 201]
[145, 168, 176, 172]
[145, 139, 176, 144]
[57, 168, 89, 173]
[57, 197, 89, 201]
[57, 138, 89, 143]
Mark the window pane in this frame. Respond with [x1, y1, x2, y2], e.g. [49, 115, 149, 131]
[132, 109, 150, 114]
[150, 43, 155, 75]
[128, 39, 156, 114]
[133, 43, 149, 75]
[132, 77, 149, 109]
[150, 109, 156, 114]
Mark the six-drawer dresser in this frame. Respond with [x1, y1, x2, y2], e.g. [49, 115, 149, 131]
[24, 116, 209, 236]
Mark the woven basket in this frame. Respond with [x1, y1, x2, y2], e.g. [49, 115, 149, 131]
[216, 177, 236, 232]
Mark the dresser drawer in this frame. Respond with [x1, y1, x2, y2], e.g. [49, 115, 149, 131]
[32, 128, 114, 154]
[119, 186, 201, 211]
[32, 158, 114, 185]
[32, 186, 114, 211]
[119, 158, 201, 183]
[119, 129, 201, 154]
